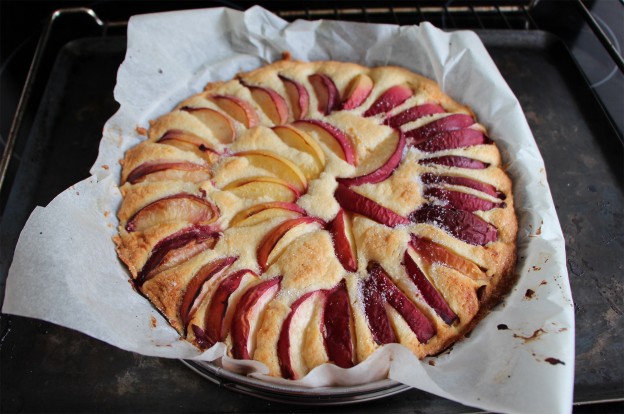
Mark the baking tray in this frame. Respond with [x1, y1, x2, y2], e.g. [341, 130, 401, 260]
[0, 28, 622, 412]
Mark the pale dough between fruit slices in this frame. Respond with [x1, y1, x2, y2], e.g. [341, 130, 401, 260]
[115, 59, 518, 379]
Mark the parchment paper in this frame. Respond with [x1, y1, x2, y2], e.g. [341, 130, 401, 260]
[3, 6, 575, 413]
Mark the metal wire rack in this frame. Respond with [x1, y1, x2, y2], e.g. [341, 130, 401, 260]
[276, 5, 540, 29]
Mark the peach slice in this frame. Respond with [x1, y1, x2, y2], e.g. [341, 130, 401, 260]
[423, 187, 504, 212]
[181, 107, 236, 144]
[308, 73, 340, 115]
[125, 194, 219, 233]
[418, 155, 489, 170]
[272, 125, 326, 179]
[341, 73, 373, 110]
[231, 277, 282, 359]
[125, 161, 210, 185]
[137, 225, 221, 286]
[337, 130, 405, 186]
[222, 176, 300, 202]
[334, 183, 410, 228]
[415, 129, 492, 153]
[293, 120, 357, 166]
[257, 216, 324, 272]
[234, 150, 307, 194]
[278, 75, 310, 120]
[409, 204, 498, 246]
[193, 269, 259, 348]
[232, 208, 302, 229]
[244, 83, 289, 125]
[329, 209, 358, 272]
[229, 202, 306, 228]
[278, 290, 325, 379]
[385, 103, 446, 127]
[421, 173, 502, 199]
[157, 129, 219, 155]
[179, 256, 238, 329]
[322, 280, 354, 368]
[364, 85, 413, 117]
[361, 270, 395, 345]
[209, 95, 259, 128]
[403, 244, 457, 325]
[409, 235, 485, 282]
[365, 263, 436, 344]
[405, 113, 474, 144]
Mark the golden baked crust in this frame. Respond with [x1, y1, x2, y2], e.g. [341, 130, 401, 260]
[115, 60, 518, 379]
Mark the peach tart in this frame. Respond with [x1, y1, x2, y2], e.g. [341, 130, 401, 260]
[115, 60, 518, 379]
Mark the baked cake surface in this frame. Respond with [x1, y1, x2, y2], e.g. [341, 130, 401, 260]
[115, 60, 518, 379]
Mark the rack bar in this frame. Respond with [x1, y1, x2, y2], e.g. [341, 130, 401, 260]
[496, 6, 513, 29]
[471, 6, 486, 28]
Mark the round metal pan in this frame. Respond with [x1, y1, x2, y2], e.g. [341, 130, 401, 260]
[181, 360, 411, 405]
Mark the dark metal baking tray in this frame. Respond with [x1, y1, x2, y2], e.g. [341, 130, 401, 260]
[1, 28, 622, 412]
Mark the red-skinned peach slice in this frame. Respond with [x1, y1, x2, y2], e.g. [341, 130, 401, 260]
[125, 194, 219, 232]
[337, 130, 405, 187]
[231, 277, 282, 360]
[418, 155, 489, 170]
[234, 150, 307, 193]
[278, 75, 310, 120]
[403, 246, 457, 325]
[328, 209, 358, 272]
[415, 129, 492, 153]
[157, 129, 219, 154]
[323, 279, 354, 368]
[424, 187, 504, 212]
[405, 113, 474, 144]
[409, 235, 485, 281]
[209, 95, 259, 128]
[385, 103, 446, 128]
[229, 202, 306, 228]
[222, 176, 300, 202]
[367, 263, 436, 343]
[308, 73, 340, 115]
[334, 183, 410, 228]
[271, 125, 326, 179]
[257, 216, 324, 272]
[363, 85, 413, 117]
[137, 225, 221, 286]
[233, 208, 302, 229]
[421, 173, 502, 199]
[197, 269, 259, 348]
[191, 325, 210, 349]
[179, 256, 238, 329]
[244, 83, 289, 125]
[125, 161, 210, 185]
[293, 120, 357, 166]
[278, 290, 324, 379]
[143, 238, 218, 284]
[409, 204, 498, 246]
[362, 268, 396, 344]
[181, 107, 236, 144]
[341, 74, 373, 110]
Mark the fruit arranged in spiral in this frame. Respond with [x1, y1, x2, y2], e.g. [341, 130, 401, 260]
[115, 60, 517, 379]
